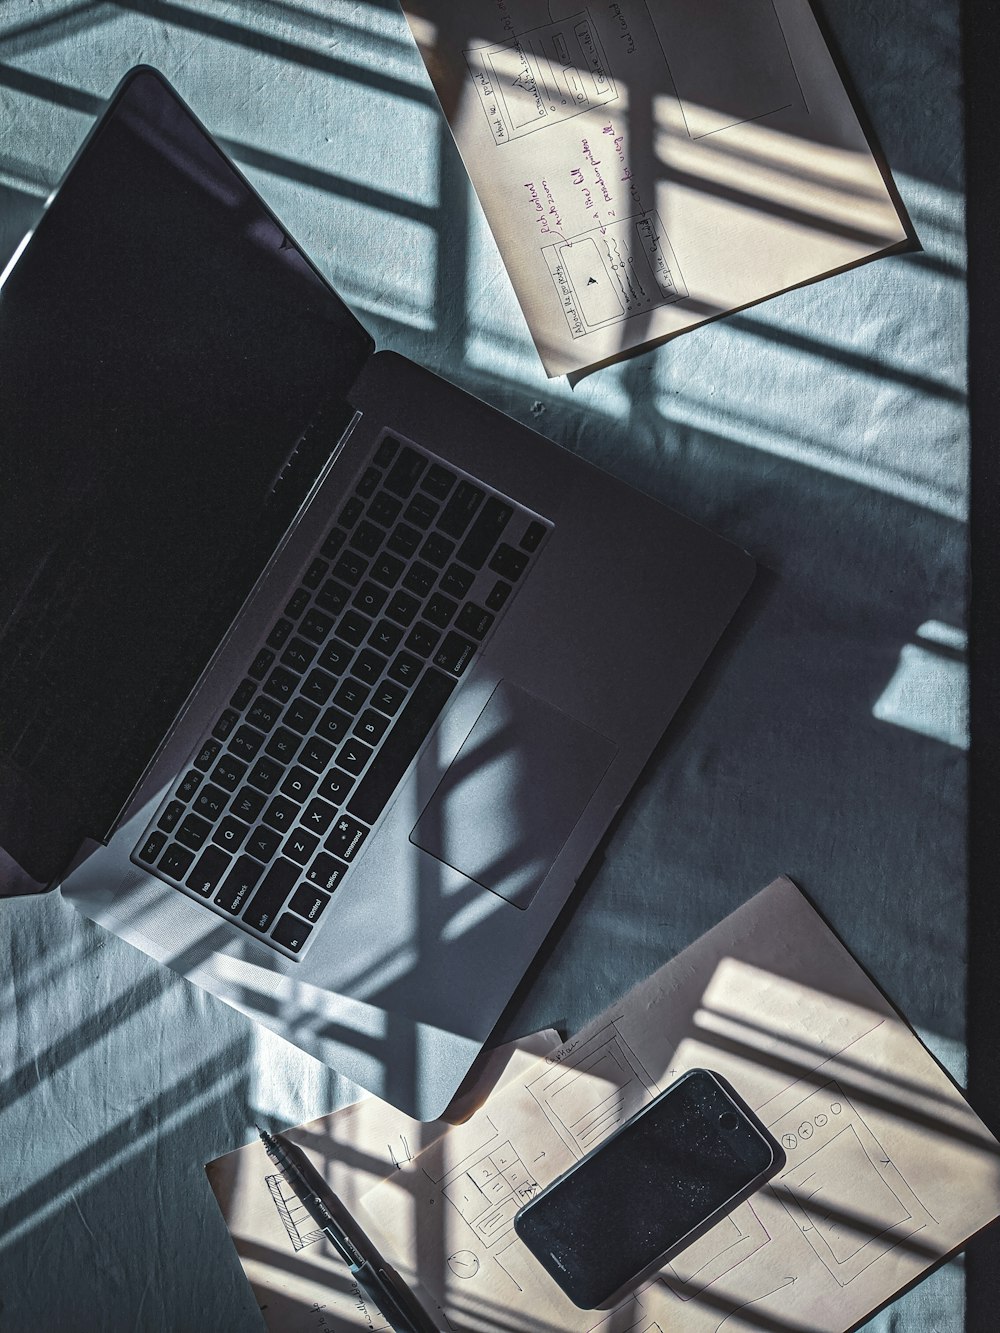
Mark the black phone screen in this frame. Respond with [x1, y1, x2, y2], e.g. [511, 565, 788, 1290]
[513, 1068, 782, 1308]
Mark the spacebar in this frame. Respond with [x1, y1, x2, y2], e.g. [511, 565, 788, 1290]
[347, 667, 456, 826]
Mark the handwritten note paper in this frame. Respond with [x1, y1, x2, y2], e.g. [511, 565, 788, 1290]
[403, 1, 908, 375]
[361, 879, 1000, 1331]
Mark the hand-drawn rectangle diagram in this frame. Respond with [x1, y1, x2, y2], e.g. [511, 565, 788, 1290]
[525, 1022, 660, 1155]
[767, 1081, 937, 1286]
[466, 12, 618, 145]
[653, 0, 806, 139]
[265, 1171, 325, 1251]
[661, 1200, 772, 1300]
[542, 213, 688, 339]
[441, 1138, 541, 1248]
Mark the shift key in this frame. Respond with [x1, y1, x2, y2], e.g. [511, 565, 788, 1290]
[243, 858, 299, 932]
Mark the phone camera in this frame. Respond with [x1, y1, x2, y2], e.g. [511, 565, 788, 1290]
[718, 1111, 740, 1132]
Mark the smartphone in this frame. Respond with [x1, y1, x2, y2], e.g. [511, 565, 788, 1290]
[512, 1067, 784, 1308]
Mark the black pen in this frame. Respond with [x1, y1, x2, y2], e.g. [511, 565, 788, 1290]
[255, 1124, 438, 1333]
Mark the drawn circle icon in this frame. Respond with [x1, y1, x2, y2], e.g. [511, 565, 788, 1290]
[798, 1121, 814, 1140]
[448, 1251, 479, 1279]
[815, 1112, 828, 1127]
[831, 1102, 843, 1115]
[782, 1132, 798, 1151]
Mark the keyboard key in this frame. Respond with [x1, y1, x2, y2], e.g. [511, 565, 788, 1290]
[433, 631, 476, 677]
[337, 610, 371, 647]
[247, 695, 282, 732]
[316, 578, 351, 615]
[248, 755, 283, 793]
[158, 800, 184, 834]
[371, 679, 407, 716]
[402, 561, 436, 598]
[265, 727, 300, 764]
[384, 446, 426, 497]
[246, 825, 282, 863]
[230, 678, 257, 710]
[271, 913, 312, 953]
[280, 637, 316, 673]
[371, 552, 405, 587]
[404, 492, 439, 529]
[387, 523, 421, 558]
[424, 593, 457, 628]
[230, 786, 266, 824]
[520, 520, 546, 552]
[419, 532, 455, 568]
[339, 496, 364, 528]
[213, 816, 249, 852]
[405, 621, 441, 658]
[354, 708, 389, 746]
[213, 709, 239, 742]
[138, 830, 167, 864]
[357, 466, 380, 498]
[289, 884, 331, 922]
[186, 845, 231, 897]
[317, 707, 351, 743]
[369, 619, 403, 655]
[317, 767, 355, 805]
[244, 860, 298, 932]
[348, 669, 456, 825]
[306, 851, 350, 891]
[284, 588, 310, 619]
[485, 579, 511, 611]
[320, 530, 347, 563]
[284, 696, 320, 732]
[457, 496, 513, 569]
[332, 551, 368, 587]
[325, 815, 370, 862]
[159, 842, 195, 879]
[388, 651, 422, 686]
[267, 618, 293, 649]
[263, 796, 300, 832]
[353, 647, 387, 685]
[421, 462, 456, 499]
[217, 855, 266, 916]
[374, 435, 399, 467]
[301, 797, 338, 835]
[194, 784, 229, 820]
[318, 639, 354, 675]
[281, 765, 317, 803]
[338, 736, 373, 775]
[368, 491, 402, 527]
[250, 647, 276, 679]
[489, 542, 529, 581]
[300, 608, 334, 643]
[299, 736, 335, 773]
[264, 666, 298, 703]
[386, 590, 420, 626]
[211, 754, 248, 792]
[455, 603, 495, 640]
[303, 557, 328, 589]
[351, 520, 385, 558]
[440, 563, 474, 599]
[439, 480, 484, 538]
[333, 678, 370, 714]
[353, 581, 387, 617]
[284, 828, 319, 866]
[193, 738, 221, 771]
[301, 668, 336, 705]
[177, 769, 203, 802]
[176, 813, 212, 851]
[230, 725, 264, 762]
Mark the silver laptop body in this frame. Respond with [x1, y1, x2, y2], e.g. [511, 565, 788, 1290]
[0, 69, 753, 1120]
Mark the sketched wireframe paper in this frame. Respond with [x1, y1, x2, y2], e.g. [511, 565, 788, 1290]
[361, 878, 1000, 1332]
[401, 1, 909, 376]
[204, 1030, 561, 1332]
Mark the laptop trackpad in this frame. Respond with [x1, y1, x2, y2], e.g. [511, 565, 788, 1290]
[409, 681, 617, 909]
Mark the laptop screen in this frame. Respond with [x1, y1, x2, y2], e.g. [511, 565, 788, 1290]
[0, 68, 374, 883]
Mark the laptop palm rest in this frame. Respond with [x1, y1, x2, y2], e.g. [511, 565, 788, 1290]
[409, 681, 617, 909]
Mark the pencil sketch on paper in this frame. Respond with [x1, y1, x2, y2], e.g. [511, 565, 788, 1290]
[265, 1171, 324, 1251]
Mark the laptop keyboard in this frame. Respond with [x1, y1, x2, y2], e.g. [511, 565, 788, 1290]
[131, 432, 550, 960]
